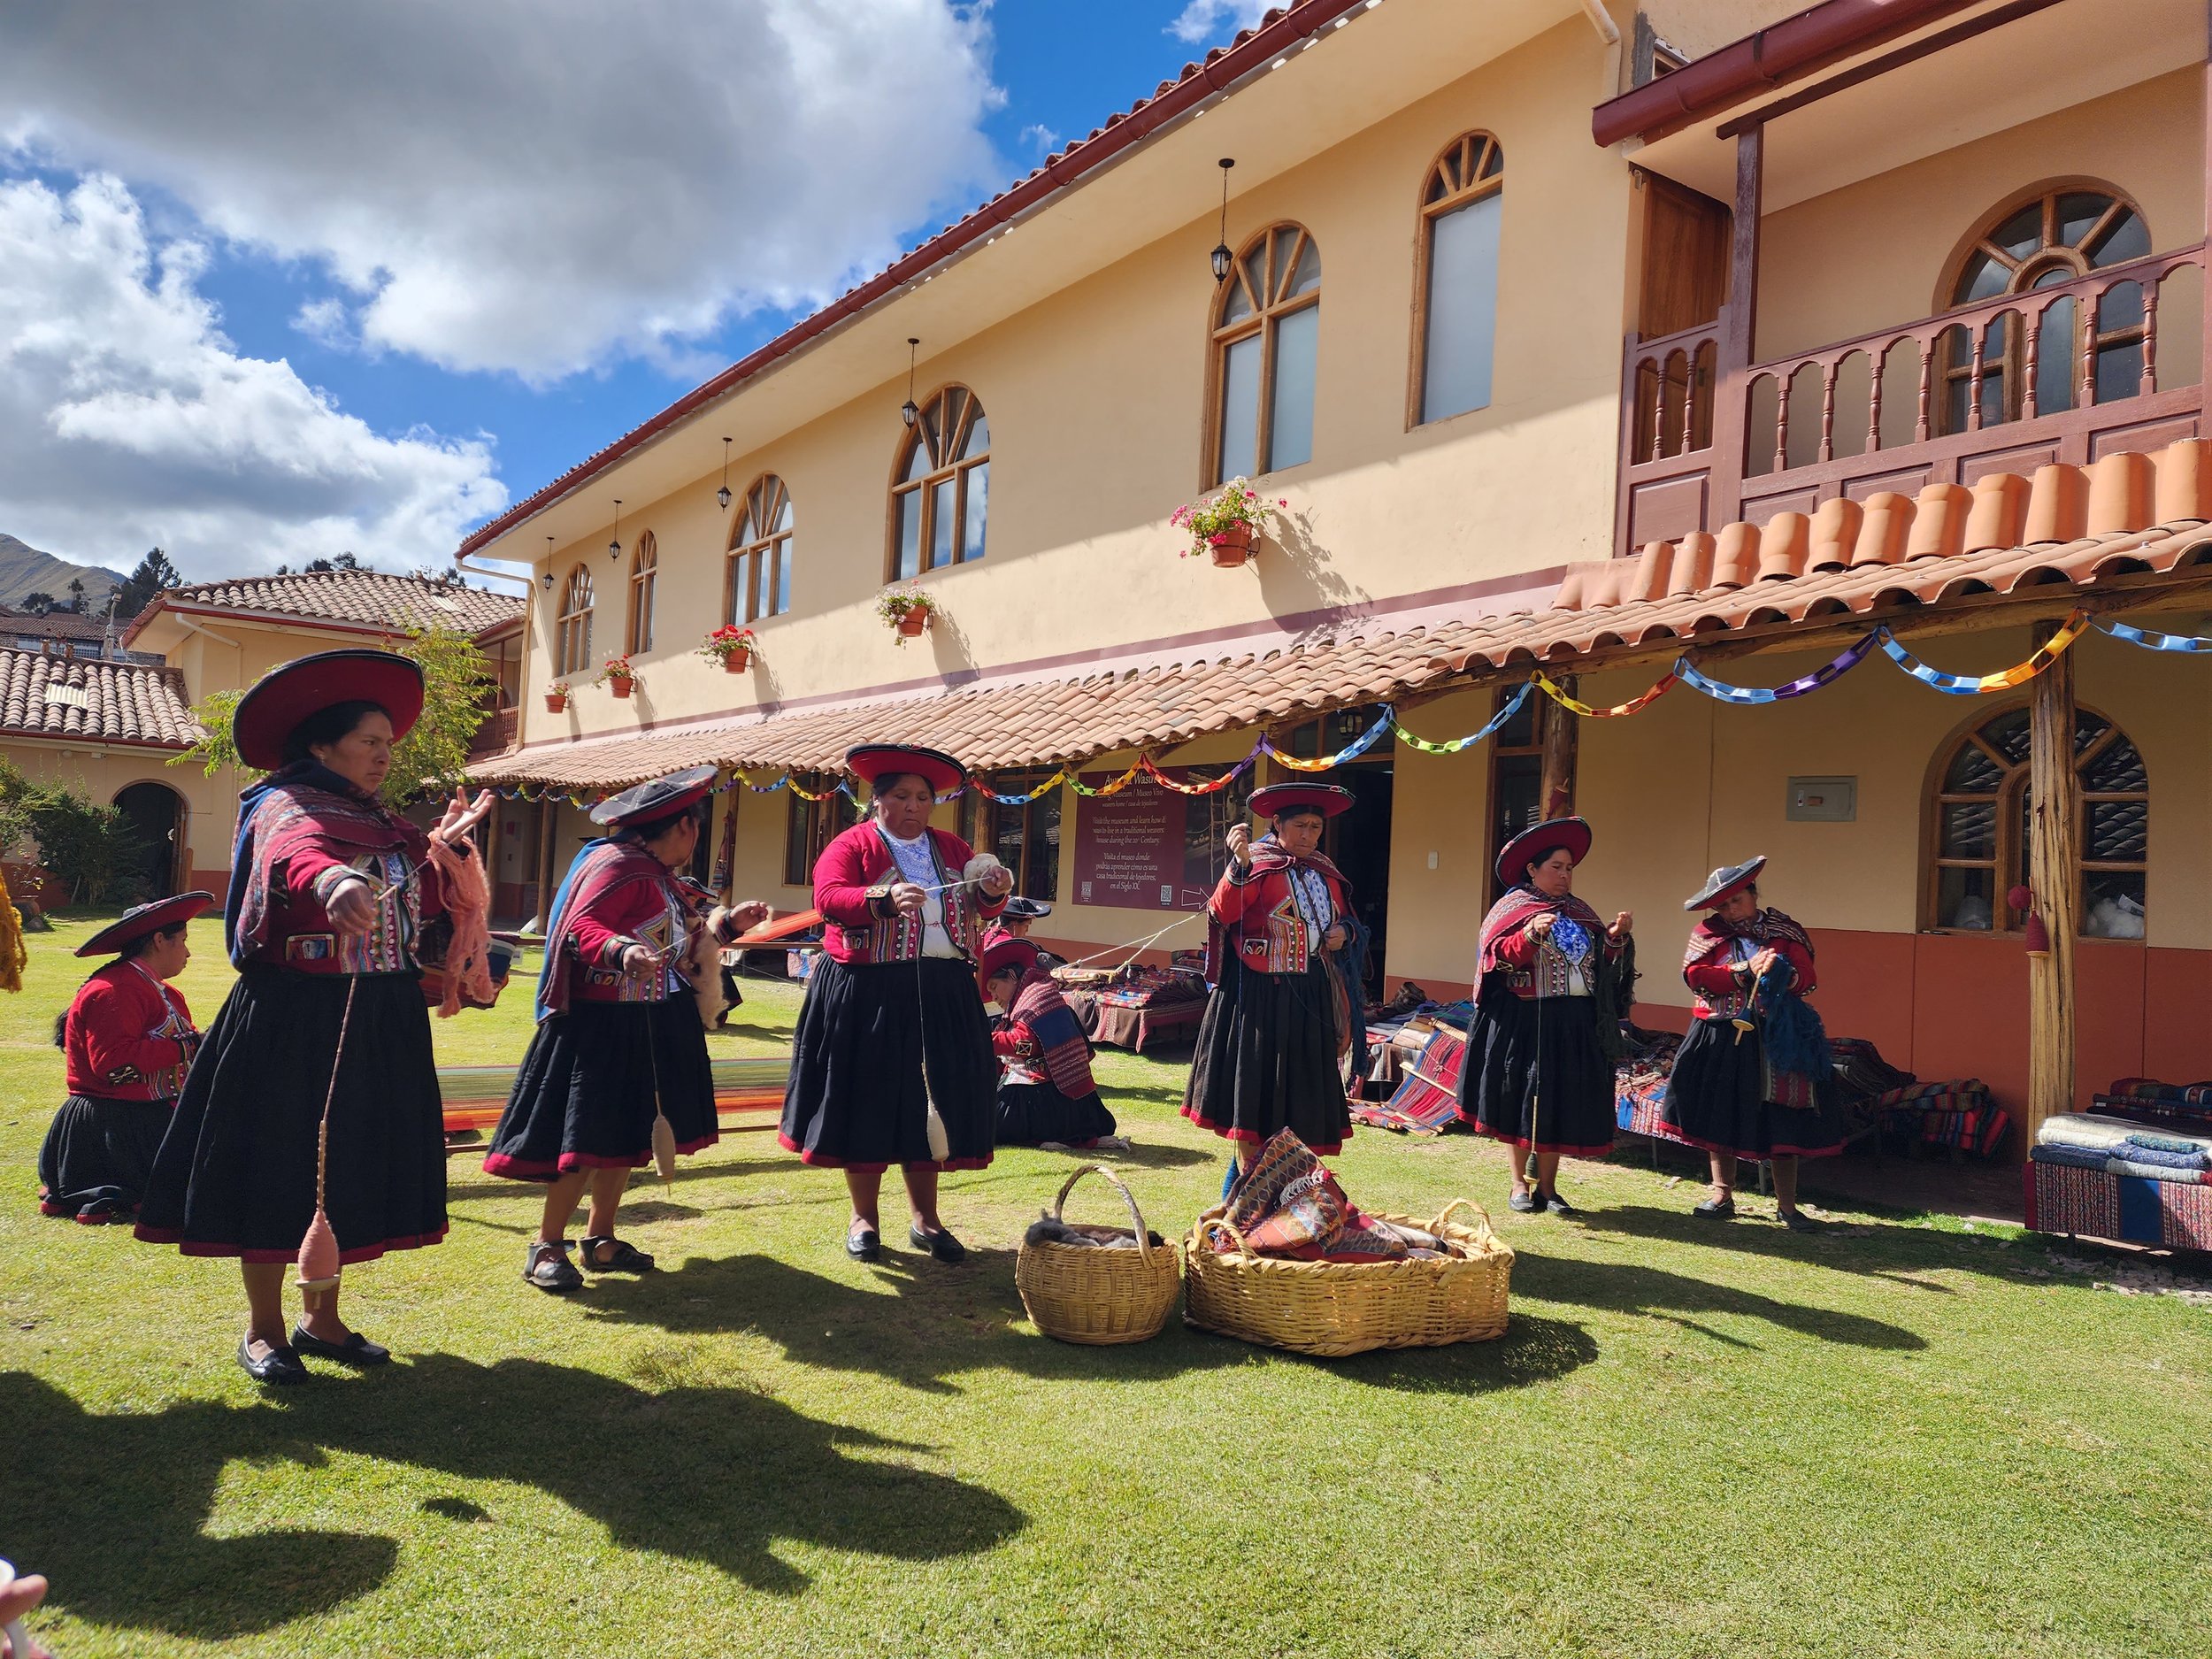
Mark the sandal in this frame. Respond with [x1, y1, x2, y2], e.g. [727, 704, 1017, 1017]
[524, 1240, 583, 1294]
[580, 1235, 655, 1273]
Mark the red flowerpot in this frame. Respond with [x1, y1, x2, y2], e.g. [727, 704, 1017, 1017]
[610, 676, 634, 700]
[896, 611, 930, 638]
[544, 693, 568, 713]
[720, 648, 751, 674]
[1209, 523, 1256, 568]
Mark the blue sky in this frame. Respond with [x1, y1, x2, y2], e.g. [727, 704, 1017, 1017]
[0, 0, 1271, 579]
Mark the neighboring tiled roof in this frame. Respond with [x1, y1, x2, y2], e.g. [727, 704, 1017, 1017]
[0, 648, 204, 748]
[472, 445, 2212, 793]
[129, 569, 523, 641]
[0, 608, 109, 643]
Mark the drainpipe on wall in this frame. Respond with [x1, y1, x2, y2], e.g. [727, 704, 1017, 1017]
[1579, 0, 1624, 104]
[456, 549, 533, 593]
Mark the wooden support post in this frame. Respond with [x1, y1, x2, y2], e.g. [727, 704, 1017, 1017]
[1540, 682, 1578, 821]
[2201, 0, 2212, 398]
[1709, 124, 1763, 530]
[531, 799, 560, 934]
[2026, 619, 2080, 1138]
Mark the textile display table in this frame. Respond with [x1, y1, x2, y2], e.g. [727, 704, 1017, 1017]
[2026, 1083, 2212, 1251]
[1057, 965, 1207, 1053]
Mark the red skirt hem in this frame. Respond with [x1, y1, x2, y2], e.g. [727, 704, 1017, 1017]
[1179, 1108, 1345, 1157]
[1666, 1127, 1846, 1162]
[133, 1225, 449, 1263]
[482, 1134, 717, 1181]
[774, 1132, 990, 1173]
[1463, 1121, 1616, 1158]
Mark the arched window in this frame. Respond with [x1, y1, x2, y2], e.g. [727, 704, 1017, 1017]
[890, 387, 989, 580]
[626, 531, 657, 655]
[1937, 185, 2152, 434]
[1413, 132, 1503, 426]
[1210, 223, 1320, 483]
[1927, 703, 2148, 935]
[728, 475, 794, 623]
[556, 565, 594, 677]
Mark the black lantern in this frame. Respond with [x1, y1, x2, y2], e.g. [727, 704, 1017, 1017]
[900, 337, 920, 428]
[607, 499, 623, 560]
[716, 436, 733, 511]
[1210, 157, 1235, 282]
[541, 534, 555, 590]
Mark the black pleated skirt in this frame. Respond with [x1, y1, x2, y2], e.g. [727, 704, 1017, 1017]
[1661, 1017, 1847, 1159]
[483, 996, 718, 1180]
[136, 968, 447, 1264]
[38, 1095, 173, 1221]
[995, 1081, 1119, 1147]
[1459, 983, 1617, 1156]
[1181, 958, 1349, 1156]
[780, 956, 996, 1172]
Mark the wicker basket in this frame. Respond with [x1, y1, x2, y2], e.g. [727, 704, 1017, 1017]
[1015, 1164, 1182, 1345]
[1182, 1199, 1513, 1357]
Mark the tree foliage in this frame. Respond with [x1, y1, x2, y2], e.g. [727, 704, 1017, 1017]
[19, 591, 55, 616]
[18, 786, 149, 904]
[114, 548, 185, 620]
[174, 626, 492, 807]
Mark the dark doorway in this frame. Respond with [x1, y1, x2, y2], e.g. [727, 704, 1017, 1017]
[113, 781, 183, 899]
[1325, 767, 1394, 998]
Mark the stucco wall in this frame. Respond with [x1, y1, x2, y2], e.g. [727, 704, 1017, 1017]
[0, 736, 239, 896]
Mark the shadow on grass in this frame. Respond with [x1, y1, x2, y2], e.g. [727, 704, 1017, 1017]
[1577, 1203, 1997, 1289]
[2, 1354, 1025, 1637]
[1511, 1251, 1926, 1350]
[1185, 1309, 1600, 1395]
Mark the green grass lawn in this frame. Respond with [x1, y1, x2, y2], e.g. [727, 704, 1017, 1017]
[4, 908, 2208, 1657]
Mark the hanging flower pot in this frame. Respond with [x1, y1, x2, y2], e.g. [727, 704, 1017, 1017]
[721, 646, 751, 674]
[1209, 523, 1256, 568]
[545, 691, 568, 713]
[896, 611, 929, 638]
[609, 674, 634, 700]
[700, 625, 756, 674]
[876, 583, 935, 644]
[1172, 480, 1285, 567]
[593, 656, 638, 698]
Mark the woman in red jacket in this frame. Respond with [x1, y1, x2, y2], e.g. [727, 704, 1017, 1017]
[38, 891, 212, 1223]
[1662, 857, 1840, 1232]
[487, 765, 766, 1291]
[780, 744, 1012, 1263]
[981, 931, 1121, 1150]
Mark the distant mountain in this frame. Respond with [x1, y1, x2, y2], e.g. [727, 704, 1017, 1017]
[0, 534, 128, 611]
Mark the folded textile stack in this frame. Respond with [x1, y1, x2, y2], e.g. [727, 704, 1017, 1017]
[1352, 1027, 1465, 1134]
[1860, 1078, 2010, 1158]
[2028, 1097, 2212, 1249]
[2093, 1077, 2212, 1125]
[2031, 1113, 2212, 1184]
[1211, 1131, 1447, 1263]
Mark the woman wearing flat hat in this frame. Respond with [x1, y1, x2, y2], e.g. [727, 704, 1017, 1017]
[487, 766, 768, 1291]
[38, 891, 213, 1224]
[981, 932, 1122, 1150]
[136, 649, 495, 1384]
[780, 744, 1013, 1262]
[992, 895, 1065, 970]
[1461, 817, 1635, 1214]
[1663, 857, 1840, 1232]
[1183, 781, 1360, 1167]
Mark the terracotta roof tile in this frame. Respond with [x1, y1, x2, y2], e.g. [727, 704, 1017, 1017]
[130, 570, 522, 641]
[0, 608, 110, 644]
[0, 648, 204, 748]
[470, 444, 2212, 795]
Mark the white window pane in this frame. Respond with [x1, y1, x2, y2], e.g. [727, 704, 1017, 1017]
[1287, 235, 1320, 297]
[756, 551, 772, 618]
[931, 476, 956, 569]
[775, 539, 792, 614]
[963, 461, 988, 562]
[1217, 333, 1262, 482]
[1422, 193, 1500, 423]
[964, 411, 988, 459]
[895, 490, 920, 580]
[1268, 303, 1317, 471]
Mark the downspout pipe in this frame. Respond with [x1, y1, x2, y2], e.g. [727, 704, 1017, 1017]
[1579, 0, 1624, 105]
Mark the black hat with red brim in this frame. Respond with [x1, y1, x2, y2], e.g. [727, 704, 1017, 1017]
[591, 764, 719, 829]
[846, 743, 966, 796]
[233, 649, 425, 772]
[1686, 855, 1767, 912]
[1249, 782, 1354, 820]
[75, 890, 215, 958]
[1495, 816, 1593, 887]
[980, 932, 1041, 985]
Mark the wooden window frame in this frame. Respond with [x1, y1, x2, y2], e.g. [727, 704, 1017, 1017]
[626, 530, 657, 656]
[1407, 130, 1504, 430]
[1924, 700, 2149, 934]
[727, 475, 795, 625]
[962, 772, 1062, 903]
[886, 385, 989, 580]
[556, 564, 595, 678]
[1482, 684, 1552, 895]
[1204, 221, 1322, 486]
[783, 779, 857, 888]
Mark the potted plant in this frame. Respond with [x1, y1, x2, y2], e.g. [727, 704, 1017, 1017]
[544, 678, 571, 713]
[1171, 478, 1286, 568]
[594, 654, 637, 698]
[876, 583, 935, 642]
[701, 625, 757, 673]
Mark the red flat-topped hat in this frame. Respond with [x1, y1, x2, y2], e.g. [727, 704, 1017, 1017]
[1248, 782, 1354, 820]
[233, 649, 425, 771]
[1686, 855, 1767, 911]
[75, 890, 215, 958]
[980, 931, 1041, 985]
[591, 764, 718, 829]
[1494, 816, 1593, 887]
[846, 743, 966, 796]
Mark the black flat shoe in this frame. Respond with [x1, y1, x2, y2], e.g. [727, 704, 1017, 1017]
[290, 1325, 391, 1367]
[846, 1226, 881, 1262]
[1694, 1195, 1737, 1219]
[1507, 1190, 1540, 1213]
[910, 1225, 966, 1263]
[1781, 1210, 1823, 1233]
[1544, 1192, 1578, 1216]
[238, 1337, 308, 1386]
[580, 1235, 656, 1273]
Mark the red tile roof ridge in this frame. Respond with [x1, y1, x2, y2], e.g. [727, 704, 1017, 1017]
[124, 567, 524, 645]
[0, 645, 204, 748]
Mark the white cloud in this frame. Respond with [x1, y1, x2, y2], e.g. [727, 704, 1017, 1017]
[292, 297, 352, 350]
[1167, 0, 1274, 46]
[0, 173, 505, 580]
[0, 0, 1003, 381]
[1019, 123, 1061, 157]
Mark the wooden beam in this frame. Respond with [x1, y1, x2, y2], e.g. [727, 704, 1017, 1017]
[2201, 0, 2211, 401]
[1707, 125, 1763, 530]
[531, 797, 560, 933]
[1539, 676, 1578, 819]
[2025, 618, 2081, 1138]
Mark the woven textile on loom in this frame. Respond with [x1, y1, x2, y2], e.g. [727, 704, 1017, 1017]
[1351, 1026, 1466, 1134]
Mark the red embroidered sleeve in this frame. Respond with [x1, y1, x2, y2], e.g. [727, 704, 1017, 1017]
[813, 827, 890, 928]
[73, 981, 190, 1090]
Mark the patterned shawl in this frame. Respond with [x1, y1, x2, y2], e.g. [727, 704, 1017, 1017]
[1009, 965, 1097, 1098]
[1476, 884, 1607, 978]
[1682, 906, 1816, 972]
[1202, 834, 1354, 985]
[226, 761, 424, 969]
[534, 838, 680, 1020]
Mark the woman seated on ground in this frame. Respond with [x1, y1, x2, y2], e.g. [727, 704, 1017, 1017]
[38, 892, 213, 1224]
[982, 932, 1125, 1151]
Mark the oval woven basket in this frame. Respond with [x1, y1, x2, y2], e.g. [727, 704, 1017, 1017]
[1015, 1164, 1181, 1345]
[1182, 1199, 1513, 1357]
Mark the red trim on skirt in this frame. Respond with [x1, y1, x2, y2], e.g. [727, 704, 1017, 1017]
[1663, 1126, 1845, 1161]
[774, 1132, 991, 1174]
[133, 1225, 449, 1263]
[481, 1134, 717, 1182]
[1464, 1121, 1616, 1158]
[1179, 1105, 1346, 1157]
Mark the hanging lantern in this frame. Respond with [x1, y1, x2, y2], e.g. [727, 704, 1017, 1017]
[900, 338, 920, 427]
[607, 499, 623, 560]
[1210, 157, 1235, 281]
[716, 437, 733, 511]
[541, 534, 555, 590]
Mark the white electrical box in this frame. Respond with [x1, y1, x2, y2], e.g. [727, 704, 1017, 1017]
[1787, 776, 1855, 822]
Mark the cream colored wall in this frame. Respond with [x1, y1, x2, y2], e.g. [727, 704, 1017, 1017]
[520, 17, 1635, 749]
[0, 735, 239, 889]
[1637, 1, 1800, 63]
[1755, 68, 2206, 363]
[1381, 685, 1496, 989]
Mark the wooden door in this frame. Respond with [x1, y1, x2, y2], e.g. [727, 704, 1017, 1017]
[1638, 175, 1730, 342]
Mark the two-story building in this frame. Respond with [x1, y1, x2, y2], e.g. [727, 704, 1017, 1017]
[464, 0, 2212, 1143]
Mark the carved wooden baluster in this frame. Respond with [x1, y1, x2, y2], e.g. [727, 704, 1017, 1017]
[1915, 335, 1933, 442]
[1867, 347, 1885, 453]
[1818, 361, 1838, 463]
[2022, 304, 2041, 421]
[2079, 281, 2101, 409]
[1967, 326, 1987, 431]
[1648, 357, 1667, 463]
[1773, 375, 1791, 474]
[1680, 347, 1700, 455]
[2140, 283, 2159, 396]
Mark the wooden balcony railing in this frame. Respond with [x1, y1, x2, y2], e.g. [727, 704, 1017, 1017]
[468, 705, 518, 760]
[1617, 242, 2208, 555]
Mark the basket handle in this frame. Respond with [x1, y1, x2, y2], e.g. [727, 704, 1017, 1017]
[1431, 1196, 1495, 1240]
[1194, 1216, 1256, 1259]
[1053, 1162, 1156, 1268]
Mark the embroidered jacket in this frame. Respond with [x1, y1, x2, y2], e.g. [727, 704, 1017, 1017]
[535, 838, 694, 1017]
[1475, 887, 1622, 1002]
[1682, 908, 1816, 1020]
[225, 762, 471, 977]
[63, 960, 199, 1101]
[813, 822, 1006, 965]
[992, 965, 1099, 1097]
[1205, 841, 1353, 977]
